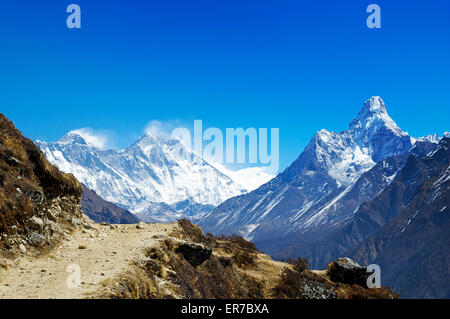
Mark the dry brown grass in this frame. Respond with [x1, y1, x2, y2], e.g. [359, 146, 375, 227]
[273, 256, 399, 299]
[177, 218, 208, 244]
[99, 268, 173, 299]
[170, 245, 265, 299]
[287, 257, 310, 273]
[274, 264, 320, 299]
[333, 282, 400, 299]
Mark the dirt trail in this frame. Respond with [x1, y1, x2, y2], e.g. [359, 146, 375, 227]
[0, 222, 177, 299]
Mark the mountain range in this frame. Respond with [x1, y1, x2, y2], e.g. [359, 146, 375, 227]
[36, 131, 273, 222]
[197, 97, 449, 298]
[199, 97, 422, 241]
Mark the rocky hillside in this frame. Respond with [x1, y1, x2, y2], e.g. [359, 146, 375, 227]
[0, 113, 88, 253]
[95, 219, 398, 299]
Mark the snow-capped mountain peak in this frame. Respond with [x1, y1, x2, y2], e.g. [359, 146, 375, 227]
[130, 133, 171, 159]
[349, 96, 406, 137]
[362, 95, 387, 113]
[297, 97, 414, 186]
[135, 132, 172, 148]
[57, 132, 90, 146]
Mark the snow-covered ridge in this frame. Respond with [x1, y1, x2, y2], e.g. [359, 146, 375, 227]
[411, 132, 449, 145]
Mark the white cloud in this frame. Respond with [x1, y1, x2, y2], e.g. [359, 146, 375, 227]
[144, 119, 191, 140]
[69, 128, 113, 149]
[144, 120, 171, 138]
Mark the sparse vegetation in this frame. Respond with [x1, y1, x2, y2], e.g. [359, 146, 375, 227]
[287, 257, 310, 273]
[273, 257, 332, 299]
[216, 234, 258, 252]
[162, 226, 265, 298]
[232, 249, 256, 267]
[170, 242, 264, 298]
[273, 256, 399, 299]
[333, 282, 400, 299]
[101, 268, 172, 299]
[177, 218, 208, 244]
[211, 234, 259, 268]
[103, 233, 266, 299]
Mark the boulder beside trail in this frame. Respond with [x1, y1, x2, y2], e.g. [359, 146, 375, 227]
[176, 243, 212, 267]
[327, 257, 371, 288]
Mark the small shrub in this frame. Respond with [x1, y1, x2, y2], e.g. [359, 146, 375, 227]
[287, 257, 310, 273]
[230, 234, 258, 252]
[103, 269, 170, 299]
[218, 256, 232, 268]
[273, 268, 304, 299]
[172, 253, 265, 299]
[177, 218, 207, 244]
[233, 250, 256, 267]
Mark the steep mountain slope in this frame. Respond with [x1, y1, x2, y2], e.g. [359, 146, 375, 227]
[346, 138, 450, 298]
[199, 97, 417, 248]
[273, 138, 445, 267]
[37, 133, 246, 220]
[81, 184, 140, 224]
[0, 113, 87, 252]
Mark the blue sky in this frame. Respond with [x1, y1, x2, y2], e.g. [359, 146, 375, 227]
[0, 0, 449, 171]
